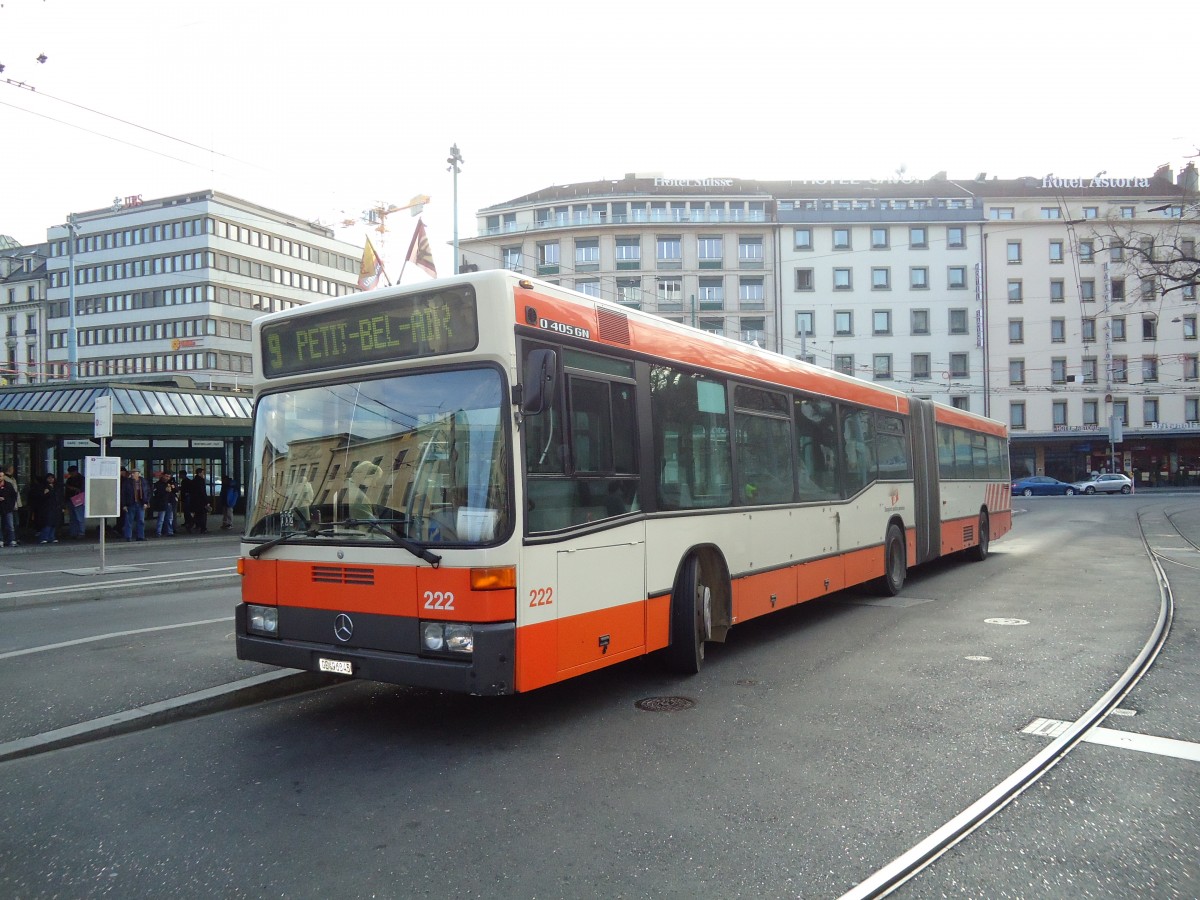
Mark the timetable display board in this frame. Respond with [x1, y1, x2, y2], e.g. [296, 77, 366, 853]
[261, 285, 479, 379]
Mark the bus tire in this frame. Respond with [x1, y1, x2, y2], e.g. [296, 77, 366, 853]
[966, 510, 990, 561]
[879, 523, 906, 596]
[665, 555, 711, 675]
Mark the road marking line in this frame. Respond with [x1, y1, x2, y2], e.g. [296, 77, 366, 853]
[0, 567, 235, 600]
[0, 617, 232, 660]
[1023, 717, 1200, 762]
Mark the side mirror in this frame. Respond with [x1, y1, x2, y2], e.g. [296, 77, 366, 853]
[520, 349, 557, 415]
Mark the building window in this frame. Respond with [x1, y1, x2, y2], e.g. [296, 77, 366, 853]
[738, 236, 763, 265]
[796, 311, 814, 336]
[1083, 207, 1099, 219]
[947, 226, 965, 249]
[575, 238, 599, 268]
[615, 278, 642, 306]
[656, 237, 682, 265]
[912, 353, 931, 379]
[990, 207, 1015, 220]
[1142, 356, 1158, 383]
[1049, 240, 1064, 263]
[502, 247, 523, 272]
[657, 277, 682, 304]
[1112, 317, 1126, 341]
[1007, 241, 1022, 263]
[949, 353, 969, 378]
[834, 355, 854, 376]
[538, 242, 560, 272]
[1113, 400, 1128, 426]
[1009, 319, 1024, 343]
[872, 268, 890, 290]
[833, 268, 852, 290]
[947, 266, 967, 289]
[698, 236, 723, 264]
[615, 237, 641, 264]
[1186, 355, 1200, 382]
[1041, 207, 1062, 219]
[834, 311, 853, 336]
[1051, 358, 1067, 384]
[795, 268, 814, 291]
[833, 228, 851, 250]
[1051, 318, 1066, 343]
[739, 277, 764, 304]
[1081, 357, 1098, 383]
[909, 227, 928, 249]
[576, 278, 600, 297]
[1143, 316, 1157, 340]
[1113, 356, 1128, 383]
[1121, 206, 1135, 219]
[1141, 278, 1158, 301]
[873, 354, 893, 380]
[1010, 402, 1026, 429]
[1053, 400, 1068, 427]
[1110, 242, 1125, 262]
[873, 310, 892, 335]
[698, 277, 724, 309]
[949, 309, 968, 335]
[794, 227, 812, 250]
[1083, 399, 1099, 426]
[1009, 359, 1025, 385]
[910, 267, 929, 289]
[911, 309, 930, 335]
[1050, 279, 1065, 302]
[1008, 280, 1023, 302]
[1081, 279, 1095, 302]
[1183, 315, 1197, 340]
[871, 227, 889, 249]
[1079, 240, 1094, 263]
[1143, 397, 1159, 425]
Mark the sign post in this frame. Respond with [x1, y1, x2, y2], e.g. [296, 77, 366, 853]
[91, 394, 115, 573]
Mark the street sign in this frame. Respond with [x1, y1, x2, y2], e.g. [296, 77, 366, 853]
[94, 395, 113, 439]
[84, 455, 120, 519]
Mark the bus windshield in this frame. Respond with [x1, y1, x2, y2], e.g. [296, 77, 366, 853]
[246, 367, 510, 546]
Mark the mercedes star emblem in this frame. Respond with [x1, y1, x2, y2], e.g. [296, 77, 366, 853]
[333, 613, 354, 642]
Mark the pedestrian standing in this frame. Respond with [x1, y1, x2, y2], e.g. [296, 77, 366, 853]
[64, 464, 86, 539]
[0, 465, 19, 547]
[121, 468, 148, 541]
[220, 474, 238, 530]
[36, 473, 63, 544]
[187, 465, 210, 534]
[152, 471, 177, 536]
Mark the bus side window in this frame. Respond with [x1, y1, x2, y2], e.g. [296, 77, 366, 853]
[841, 407, 877, 496]
[793, 397, 839, 501]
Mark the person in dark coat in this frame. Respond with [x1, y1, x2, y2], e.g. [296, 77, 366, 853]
[36, 473, 63, 544]
[0, 465, 19, 547]
[186, 466, 211, 534]
[151, 472, 177, 537]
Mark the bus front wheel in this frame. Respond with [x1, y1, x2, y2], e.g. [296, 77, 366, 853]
[665, 555, 712, 675]
[879, 524, 907, 596]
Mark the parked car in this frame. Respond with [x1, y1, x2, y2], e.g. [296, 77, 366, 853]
[1011, 475, 1077, 496]
[1073, 473, 1133, 495]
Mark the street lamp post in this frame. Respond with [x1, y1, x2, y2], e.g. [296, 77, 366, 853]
[447, 144, 463, 273]
[66, 213, 78, 382]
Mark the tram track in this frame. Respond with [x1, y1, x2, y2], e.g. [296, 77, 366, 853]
[837, 506, 1178, 899]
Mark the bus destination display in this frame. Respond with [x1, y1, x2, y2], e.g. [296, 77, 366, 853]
[261, 286, 479, 378]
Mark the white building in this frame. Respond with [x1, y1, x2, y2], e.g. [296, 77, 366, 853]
[462, 166, 1200, 485]
[0, 237, 48, 385]
[43, 190, 363, 389]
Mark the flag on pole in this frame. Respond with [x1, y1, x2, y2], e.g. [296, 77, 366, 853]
[405, 218, 437, 278]
[357, 237, 386, 291]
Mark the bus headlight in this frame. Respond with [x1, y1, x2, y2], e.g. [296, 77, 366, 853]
[421, 621, 474, 656]
[247, 604, 279, 637]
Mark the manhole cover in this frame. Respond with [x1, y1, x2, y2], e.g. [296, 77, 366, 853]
[984, 617, 1030, 626]
[635, 696, 696, 712]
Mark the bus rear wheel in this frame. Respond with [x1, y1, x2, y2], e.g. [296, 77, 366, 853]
[665, 555, 712, 675]
[966, 511, 990, 561]
[879, 524, 906, 596]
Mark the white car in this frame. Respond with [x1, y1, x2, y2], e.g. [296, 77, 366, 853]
[1073, 473, 1133, 495]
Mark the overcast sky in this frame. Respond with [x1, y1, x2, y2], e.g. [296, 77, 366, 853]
[2, 0, 1195, 278]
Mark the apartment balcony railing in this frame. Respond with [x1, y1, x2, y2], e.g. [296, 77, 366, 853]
[479, 209, 768, 237]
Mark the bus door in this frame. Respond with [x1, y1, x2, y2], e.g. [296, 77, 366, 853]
[907, 397, 940, 564]
[522, 344, 645, 675]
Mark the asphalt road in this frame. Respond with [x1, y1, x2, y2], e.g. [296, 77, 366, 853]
[0, 497, 1196, 899]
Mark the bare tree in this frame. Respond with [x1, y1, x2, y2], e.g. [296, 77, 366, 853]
[1095, 160, 1199, 299]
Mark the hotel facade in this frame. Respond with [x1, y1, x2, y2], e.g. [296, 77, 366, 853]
[460, 166, 1200, 486]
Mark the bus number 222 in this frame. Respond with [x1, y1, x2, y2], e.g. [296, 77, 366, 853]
[423, 591, 455, 611]
[529, 587, 554, 607]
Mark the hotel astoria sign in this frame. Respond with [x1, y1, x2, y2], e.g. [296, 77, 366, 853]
[1040, 175, 1152, 189]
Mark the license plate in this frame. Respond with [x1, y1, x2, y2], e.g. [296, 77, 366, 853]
[319, 658, 353, 675]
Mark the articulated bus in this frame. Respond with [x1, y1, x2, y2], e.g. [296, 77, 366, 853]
[236, 271, 1011, 694]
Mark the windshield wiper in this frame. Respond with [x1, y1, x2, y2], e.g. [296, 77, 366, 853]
[247, 528, 315, 559]
[338, 517, 443, 567]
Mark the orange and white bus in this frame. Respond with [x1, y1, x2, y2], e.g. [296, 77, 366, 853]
[236, 271, 1011, 694]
